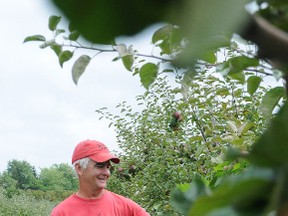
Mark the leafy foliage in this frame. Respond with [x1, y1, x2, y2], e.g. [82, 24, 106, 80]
[259, 86, 285, 120]
[6, 160, 39, 190]
[23, 0, 288, 214]
[39, 163, 78, 191]
[50, 0, 184, 44]
[98, 69, 268, 214]
[0, 160, 80, 215]
[23, 15, 283, 97]
[0, 160, 77, 202]
[0, 187, 54, 216]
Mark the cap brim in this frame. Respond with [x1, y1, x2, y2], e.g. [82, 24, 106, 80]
[89, 153, 120, 164]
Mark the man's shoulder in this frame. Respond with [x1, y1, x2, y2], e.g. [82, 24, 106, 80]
[56, 194, 78, 205]
[105, 191, 150, 215]
[105, 190, 130, 202]
[51, 194, 77, 215]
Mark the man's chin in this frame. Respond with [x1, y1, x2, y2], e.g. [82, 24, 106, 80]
[96, 181, 107, 188]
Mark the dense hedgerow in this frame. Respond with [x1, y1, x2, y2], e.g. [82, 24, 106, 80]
[0, 187, 55, 216]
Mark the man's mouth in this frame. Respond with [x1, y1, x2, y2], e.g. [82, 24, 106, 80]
[97, 177, 107, 182]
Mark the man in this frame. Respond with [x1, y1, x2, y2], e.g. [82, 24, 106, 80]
[51, 139, 150, 216]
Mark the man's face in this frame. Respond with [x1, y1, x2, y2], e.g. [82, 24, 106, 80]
[81, 160, 112, 190]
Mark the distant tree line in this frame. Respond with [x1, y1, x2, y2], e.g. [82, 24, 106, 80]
[0, 159, 77, 201]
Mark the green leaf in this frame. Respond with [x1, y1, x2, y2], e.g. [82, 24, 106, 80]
[189, 167, 275, 215]
[49, 15, 61, 31]
[259, 86, 285, 120]
[68, 22, 77, 32]
[50, 44, 62, 56]
[238, 122, 254, 136]
[176, 183, 191, 192]
[181, 69, 197, 86]
[216, 88, 229, 96]
[72, 55, 91, 85]
[169, 27, 183, 50]
[229, 56, 259, 74]
[226, 121, 238, 133]
[233, 57, 257, 73]
[229, 71, 245, 84]
[139, 63, 158, 89]
[271, 169, 288, 213]
[116, 44, 134, 71]
[58, 50, 73, 67]
[112, 57, 120, 62]
[23, 35, 46, 43]
[225, 148, 249, 161]
[177, 0, 247, 64]
[219, 56, 259, 76]
[152, 25, 183, 55]
[69, 30, 80, 41]
[51, 0, 175, 44]
[158, 40, 171, 55]
[250, 101, 288, 167]
[152, 24, 174, 44]
[272, 69, 283, 81]
[247, 76, 262, 96]
[171, 176, 209, 215]
[55, 29, 65, 36]
[121, 55, 134, 71]
[200, 50, 217, 64]
[203, 207, 238, 216]
[39, 39, 56, 49]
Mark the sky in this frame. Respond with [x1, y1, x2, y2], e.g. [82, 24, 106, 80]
[0, 1, 155, 172]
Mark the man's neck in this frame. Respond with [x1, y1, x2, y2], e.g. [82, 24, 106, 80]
[76, 188, 105, 199]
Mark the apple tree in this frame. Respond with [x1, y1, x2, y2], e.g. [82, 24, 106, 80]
[23, 0, 288, 214]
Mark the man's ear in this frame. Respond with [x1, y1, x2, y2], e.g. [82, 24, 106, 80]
[75, 163, 83, 176]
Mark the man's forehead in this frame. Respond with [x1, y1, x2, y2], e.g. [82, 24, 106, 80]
[90, 159, 111, 164]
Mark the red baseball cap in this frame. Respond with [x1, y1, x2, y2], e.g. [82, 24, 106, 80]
[72, 139, 120, 164]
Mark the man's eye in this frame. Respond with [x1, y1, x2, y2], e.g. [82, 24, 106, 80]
[95, 163, 111, 169]
[95, 163, 105, 168]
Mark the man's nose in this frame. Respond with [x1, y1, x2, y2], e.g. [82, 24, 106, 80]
[102, 166, 111, 174]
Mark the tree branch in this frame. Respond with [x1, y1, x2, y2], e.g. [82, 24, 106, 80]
[241, 14, 288, 70]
